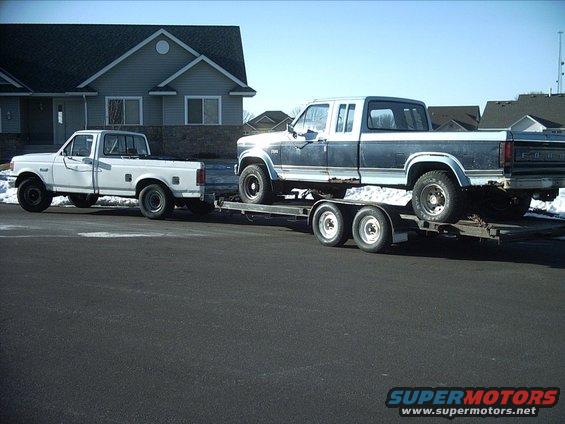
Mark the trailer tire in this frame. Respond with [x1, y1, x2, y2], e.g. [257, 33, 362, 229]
[185, 199, 215, 216]
[139, 184, 174, 219]
[352, 206, 392, 253]
[312, 202, 349, 247]
[480, 191, 531, 221]
[68, 194, 99, 208]
[239, 164, 273, 205]
[17, 178, 53, 213]
[412, 170, 464, 223]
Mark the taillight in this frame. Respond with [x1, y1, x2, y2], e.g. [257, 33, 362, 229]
[196, 167, 205, 186]
[499, 141, 513, 168]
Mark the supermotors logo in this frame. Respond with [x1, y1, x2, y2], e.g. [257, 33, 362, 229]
[385, 387, 559, 419]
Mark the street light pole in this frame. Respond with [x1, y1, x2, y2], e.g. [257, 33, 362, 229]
[558, 31, 563, 93]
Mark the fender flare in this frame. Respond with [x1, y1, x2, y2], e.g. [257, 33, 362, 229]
[134, 174, 172, 194]
[14, 168, 49, 188]
[237, 148, 279, 181]
[404, 152, 471, 187]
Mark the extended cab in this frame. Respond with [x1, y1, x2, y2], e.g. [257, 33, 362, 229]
[10, 130, 209, 219]
[236, 97, 565, 222]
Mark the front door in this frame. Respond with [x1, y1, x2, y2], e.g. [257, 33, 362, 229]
[25, 97, 53, 145]
[52, 133, 95, 193]
[281, 103, 331, 182]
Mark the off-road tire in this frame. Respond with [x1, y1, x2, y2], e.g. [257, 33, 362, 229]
[139, 184, 174, 219]
[17, 178, 53, 213]
[311, 188, 348, 201]
[479, 191, 531, 221]
[412, 170, 464, 223]
[239, 164, 273, 204]
[68, 194, 99, 208]
[185, 199, 215, 216]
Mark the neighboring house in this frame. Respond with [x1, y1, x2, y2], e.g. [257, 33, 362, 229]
[243, 110, 292, 135]
[428, 106, 481, 131]
[0, 24, 256, 162]
[479, 93, 565, 133]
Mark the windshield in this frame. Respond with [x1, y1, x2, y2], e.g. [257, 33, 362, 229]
[367, 101, 429, 131]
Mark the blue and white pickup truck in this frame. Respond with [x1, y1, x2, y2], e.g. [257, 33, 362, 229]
[9, 130, 210, 219]
[236, 96, 565, 222]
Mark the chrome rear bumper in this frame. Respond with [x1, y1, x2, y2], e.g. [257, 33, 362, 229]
[502, 176, 565, 190]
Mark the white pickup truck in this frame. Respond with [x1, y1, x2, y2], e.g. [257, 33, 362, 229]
[9, 130, 210, 219]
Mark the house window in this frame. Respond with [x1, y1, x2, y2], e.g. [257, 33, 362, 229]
[185, 96, 221, 125]
[106, 97, 142, 125]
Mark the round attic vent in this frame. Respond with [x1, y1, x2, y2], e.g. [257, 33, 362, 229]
[156, 40, 170, 55]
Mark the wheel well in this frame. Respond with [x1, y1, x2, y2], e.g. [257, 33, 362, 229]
[135, 178, 172, 198]
[15, 172, 44, 188]
[407, 162, 459, 189]
[238, 157, 267, 174]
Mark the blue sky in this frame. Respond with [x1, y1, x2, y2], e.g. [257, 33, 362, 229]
[1, 1, 563, 117]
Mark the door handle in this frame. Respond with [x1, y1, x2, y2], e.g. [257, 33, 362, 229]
[82, 158, 93, 164]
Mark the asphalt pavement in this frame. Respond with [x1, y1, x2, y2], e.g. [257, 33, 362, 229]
[0, 203, 563, 423]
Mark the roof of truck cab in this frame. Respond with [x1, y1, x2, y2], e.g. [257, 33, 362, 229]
[74, 130, 146, 136]
[310, 96, 426, 105]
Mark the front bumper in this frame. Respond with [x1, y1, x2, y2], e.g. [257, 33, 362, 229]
[502, 175, 565, 190]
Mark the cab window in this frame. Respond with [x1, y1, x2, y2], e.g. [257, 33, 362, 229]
[63, 135, 93, 157]
[293, 104, 329, 134]
[104, 134, 148, 156]
[336, 104, 356, 133]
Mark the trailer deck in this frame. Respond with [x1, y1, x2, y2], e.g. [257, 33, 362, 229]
[214, 197, 565, 251]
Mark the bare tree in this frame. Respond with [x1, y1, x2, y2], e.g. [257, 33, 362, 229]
[242, 110, 255, 123]
[289, 105, 303, 119]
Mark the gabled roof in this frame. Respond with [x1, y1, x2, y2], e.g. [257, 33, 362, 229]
[479, 94, 565, 129]
[0, 24, 248, 92]
[428, 106, 480, 131]
[248, 110, 291, 127]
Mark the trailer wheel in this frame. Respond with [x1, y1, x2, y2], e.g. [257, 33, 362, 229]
[412, 170, 464, 223]
[352, 206, 392, 253]
[185, 199, 215, 216]
[239, 164, 273, 205]
[312, 202, 349, 247]
[17, 178, 53, 213]
[139, 184, 174, 219]
[68, 194, 99, 208]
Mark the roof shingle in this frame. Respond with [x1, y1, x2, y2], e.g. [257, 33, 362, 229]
[0, 24, 248, 92]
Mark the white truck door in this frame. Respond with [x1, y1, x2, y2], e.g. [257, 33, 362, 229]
[52, 133, 95, 193]
[95, 133, 149, 196]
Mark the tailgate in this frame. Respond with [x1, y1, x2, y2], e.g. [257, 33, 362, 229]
[510, 132, 565, 175]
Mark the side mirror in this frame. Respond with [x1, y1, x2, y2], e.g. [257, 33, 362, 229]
[286, 123, 297, 138]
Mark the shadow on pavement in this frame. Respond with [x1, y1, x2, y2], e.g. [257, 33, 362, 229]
[54, 206, 565, 269]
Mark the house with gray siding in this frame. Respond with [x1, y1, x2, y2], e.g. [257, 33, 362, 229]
[428, 106, 480, 132]
[0, 24, 255, 162]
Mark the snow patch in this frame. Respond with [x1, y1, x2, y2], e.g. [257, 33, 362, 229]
[345, 186, 412, 206]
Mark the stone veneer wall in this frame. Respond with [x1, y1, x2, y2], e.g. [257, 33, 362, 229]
[0, 133, 26, 163]
[90, 125, 242, 159]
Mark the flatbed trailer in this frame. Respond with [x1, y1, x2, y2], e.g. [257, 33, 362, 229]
[213, 197, 565, 253]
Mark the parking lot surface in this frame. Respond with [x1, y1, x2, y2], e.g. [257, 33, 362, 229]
[0, 204, 563, 423]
